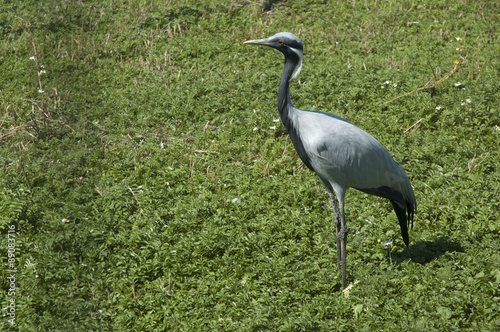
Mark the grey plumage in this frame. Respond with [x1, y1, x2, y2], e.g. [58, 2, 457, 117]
[244, 32, 416, 292]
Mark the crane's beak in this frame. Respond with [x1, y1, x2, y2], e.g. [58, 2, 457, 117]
[244, 37, 272, 47]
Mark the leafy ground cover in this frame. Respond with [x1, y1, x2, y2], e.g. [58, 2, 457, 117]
[1, 0, 499, 330]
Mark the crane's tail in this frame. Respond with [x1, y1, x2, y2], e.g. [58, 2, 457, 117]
[355, 186, 416, 246]
[390, 199, 414, 247]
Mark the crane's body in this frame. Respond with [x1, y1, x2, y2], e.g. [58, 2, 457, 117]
[245, 32, 416, 293]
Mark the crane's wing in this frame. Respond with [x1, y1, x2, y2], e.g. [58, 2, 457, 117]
[291, 109, 416, 245]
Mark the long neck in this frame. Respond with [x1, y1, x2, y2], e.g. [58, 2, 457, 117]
[277, 58, 298, 133]
[277, 57, 314, 171]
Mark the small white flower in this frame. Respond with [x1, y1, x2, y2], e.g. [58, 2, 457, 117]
[466, 99, 471, 103]
[454, 82, 462, 87]
[253, 127, 258, 131]
[38, 89, 44, 94]
[456, 37, 462, 41]
[269, 126, 276, 130]
[273, 119, 280, 123]
[461, 102, 466, 106]
[343, 284, 353, 297]
[384, 239, 393, 246]
[61, 218, 69, 223]
[231, 198, 241, 204]
[393, 83, 397, 87]
[495, 125, 500, 131]
[39, 70, 47, 75]
[384, 80, 391, 84]
[435, 106, 442, 110]
[30, 56, 36, 61]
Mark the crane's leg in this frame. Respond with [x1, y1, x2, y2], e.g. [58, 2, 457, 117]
[338, 201, 348, 292]
[328, 193, 348, 291]
[328, 193, 342, 270]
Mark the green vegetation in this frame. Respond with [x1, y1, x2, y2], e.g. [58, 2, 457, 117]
[1, 0, 499, 330]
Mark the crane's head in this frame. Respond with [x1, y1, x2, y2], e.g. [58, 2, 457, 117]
[244, 32, 303, 80]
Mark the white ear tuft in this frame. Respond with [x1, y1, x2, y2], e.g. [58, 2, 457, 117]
[290, 48, 303, 80]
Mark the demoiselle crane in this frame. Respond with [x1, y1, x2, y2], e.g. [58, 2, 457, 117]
[244, 32, 416, 292]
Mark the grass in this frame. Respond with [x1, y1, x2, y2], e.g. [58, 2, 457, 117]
[1, 0, 499, 330]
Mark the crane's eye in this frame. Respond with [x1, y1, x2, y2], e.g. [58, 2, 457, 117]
[279, 41, 284, 45]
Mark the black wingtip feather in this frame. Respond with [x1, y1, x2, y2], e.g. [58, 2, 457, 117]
[355, 186, 415, 246]
[390, 200, 412, 246]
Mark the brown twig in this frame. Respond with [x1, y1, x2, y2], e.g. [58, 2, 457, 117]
[128, 185, 141, 206]
[381, 63, 460, 106]
[404, 118, 424, 133]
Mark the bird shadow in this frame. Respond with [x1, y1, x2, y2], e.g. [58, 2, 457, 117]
[393, 237, 464, 265]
